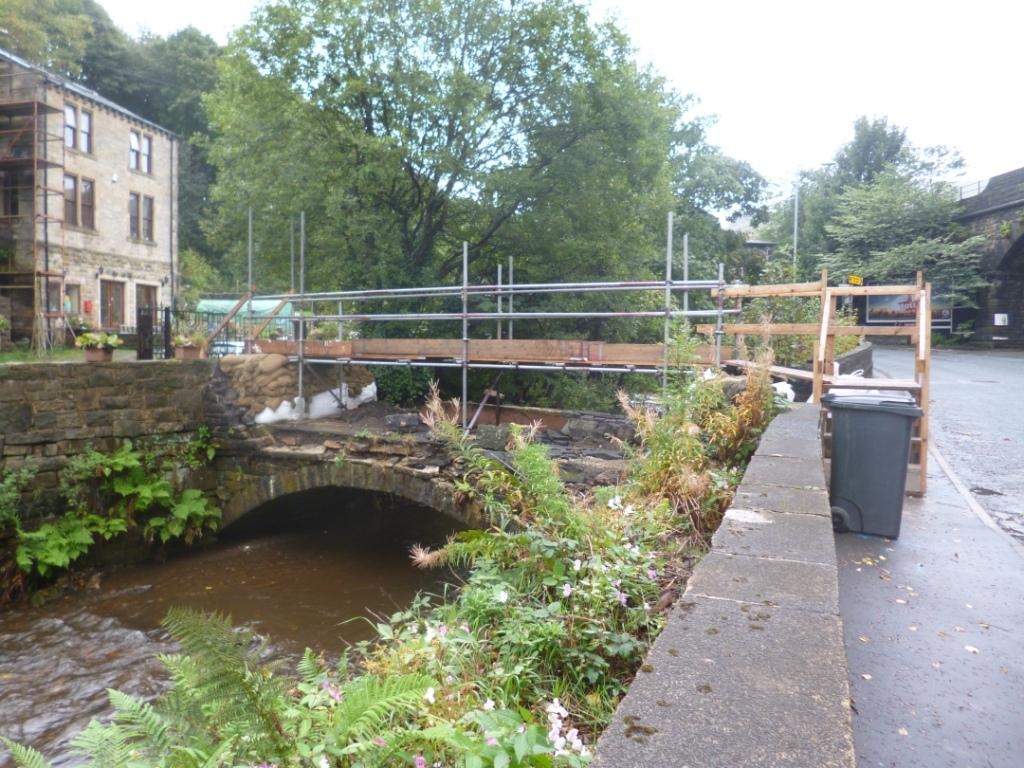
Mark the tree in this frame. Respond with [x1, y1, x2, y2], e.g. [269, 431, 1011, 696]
[0, 0, 92, 75]
[203, 0, 752, 298]
[761, 116, 966, 279]
[821, 169, 987, 306]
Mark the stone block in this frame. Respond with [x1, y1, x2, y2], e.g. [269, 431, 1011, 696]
[595, 597, 854, 768]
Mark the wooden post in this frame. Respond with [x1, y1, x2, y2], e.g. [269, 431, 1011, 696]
[912, 283, 932, 495]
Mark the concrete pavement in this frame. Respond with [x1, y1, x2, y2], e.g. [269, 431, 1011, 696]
[595, 380, 1024, 766]
[837, 446, 1024, 767]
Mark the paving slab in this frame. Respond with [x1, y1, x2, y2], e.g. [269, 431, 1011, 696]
[594, 596, 855, 768]
[734, 483, 831, 517]
[741, 452, 828, 490]
[687, 551, 838, 613]
[713, 507, 838, 565]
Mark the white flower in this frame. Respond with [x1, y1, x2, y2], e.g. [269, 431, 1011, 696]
[483, 698, 496, 711]
[545, 698, 569, 719]
[572, 558, 582, 571]
[424, 687, 436, 704]
[607, 495, 623, 510]
[497, 589, 509, 604]
[318, 757, 329, 768]
[562, 583, 573, 598]
[623, 504, 635, 516]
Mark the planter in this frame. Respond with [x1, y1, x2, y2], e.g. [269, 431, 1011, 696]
[83, 347, 114, 363]
[174, 346, 205, 360]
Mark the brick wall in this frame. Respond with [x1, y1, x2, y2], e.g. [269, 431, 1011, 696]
[0, 360, 209, 503]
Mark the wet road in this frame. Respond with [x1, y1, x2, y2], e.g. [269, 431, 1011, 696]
[838, 344, 1024, 768]
[873, 345, 1024, 543]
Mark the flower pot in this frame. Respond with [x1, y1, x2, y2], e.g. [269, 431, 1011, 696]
[174, 346, 205, 360]
[83, 347, 113, 362]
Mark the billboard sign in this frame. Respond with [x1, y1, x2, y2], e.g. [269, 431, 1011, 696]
[865, 293, 953, 329]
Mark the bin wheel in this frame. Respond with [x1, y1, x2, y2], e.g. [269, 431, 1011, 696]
[831, 506, 850, 533]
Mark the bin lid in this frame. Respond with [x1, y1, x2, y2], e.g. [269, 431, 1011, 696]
[821, 391, 923, 416]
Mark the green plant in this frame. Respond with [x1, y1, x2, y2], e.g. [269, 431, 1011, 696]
[182, 425, 217, 468]
[0, 314, 9, 334]
[13, 441, 221, 580]
[74, 331, 123, 350]
[371, 364, 434, 407]
[308, 320, 339, 340]
[0, 467, 35, 530]
[3, 363, 775, 767]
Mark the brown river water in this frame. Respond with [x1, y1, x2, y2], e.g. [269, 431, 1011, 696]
[0, 488, 465, 766]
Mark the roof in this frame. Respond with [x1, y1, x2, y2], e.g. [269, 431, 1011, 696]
[0, 45, 176, 139]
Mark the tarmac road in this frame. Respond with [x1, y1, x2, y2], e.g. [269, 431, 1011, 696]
[837, 344, 1024, 767]
[874, 344, 1024, 544]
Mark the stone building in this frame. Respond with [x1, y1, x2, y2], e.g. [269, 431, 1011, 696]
[0, 47, 177, 347]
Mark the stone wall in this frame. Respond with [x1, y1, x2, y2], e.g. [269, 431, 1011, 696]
[0, 359, 209, 504]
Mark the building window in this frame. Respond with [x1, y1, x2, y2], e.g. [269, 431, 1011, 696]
[64, 174, 78, 226]
[101, 280, 125, 329]
[46, 282, 62, 313]
[65, 284, 81, 317]
[1, 170, 18, 217]
[64, 105, 77, 148]
[129, 131, 140, 170]
[80, 110, 93, 153]
[81, 178, 95, 229]
[129, 192, 140, 238]
[142, 195, 154, 241]
[141, 135, 152, 174]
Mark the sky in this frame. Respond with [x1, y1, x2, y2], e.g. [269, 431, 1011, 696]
[98, 0, 1024, 199]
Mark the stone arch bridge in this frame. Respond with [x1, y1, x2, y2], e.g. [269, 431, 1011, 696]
[957, 167, 1024, 345]
[206, 411, 630, 533]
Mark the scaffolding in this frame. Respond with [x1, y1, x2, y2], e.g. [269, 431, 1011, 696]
[0, 62, 66, 347]
[200, 240, 735, 429]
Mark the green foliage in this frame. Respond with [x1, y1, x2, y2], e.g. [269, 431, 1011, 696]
[74, 331, 124, 350]
[761, 117, 968, 280]
[0, 0, 91, 76]
[13, 440, 220, 581]
[0, 736, 51, 768]
[4, 365, 775, 766]
[202, 0, 760, 298]
[370, 365, 435, 407]
[822, 170, 988, 306]
[0, 468, 35, 529]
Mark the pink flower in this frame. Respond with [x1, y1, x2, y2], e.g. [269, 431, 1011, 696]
[414, 756, 427, 768]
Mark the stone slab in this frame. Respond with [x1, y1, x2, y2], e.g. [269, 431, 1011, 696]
[687, 550, 839, 613]
[741, 453, 828, 490]
[594, 595, 855, 768]
[734, 483, 831, 517]
[756, 428, 825, 461]
[713, 507, 838, 566]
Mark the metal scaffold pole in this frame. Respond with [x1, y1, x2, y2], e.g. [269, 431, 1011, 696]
[297, 211, 306, 418]
[663, 211, 673, 389]
[461, 242, 469, 431]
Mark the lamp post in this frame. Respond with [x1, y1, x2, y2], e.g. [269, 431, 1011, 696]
[792, 178, 799, 272]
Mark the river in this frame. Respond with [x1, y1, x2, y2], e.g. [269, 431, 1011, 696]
[0, 487, 465, 767]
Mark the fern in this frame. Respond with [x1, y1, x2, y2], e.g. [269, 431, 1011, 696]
[0, 737, 52, 768]
[160, 607, 291, 760]
[329, 673, 437, 754]
[107, 689, 171, 755]
[70, 720, 135, 768]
